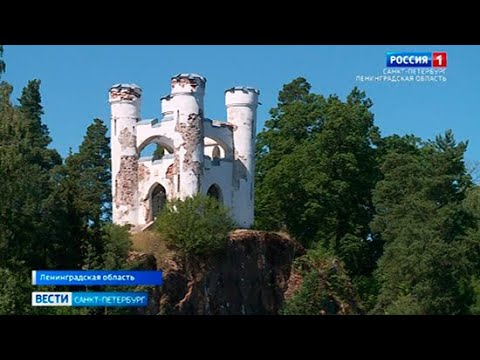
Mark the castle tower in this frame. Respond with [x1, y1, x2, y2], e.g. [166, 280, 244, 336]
[226, 87, 260, 228]
[109, 84, 142, 225]
[169, 73, 206, 199]
[108, 74, 260, 231]
[160, 95, 174, 120]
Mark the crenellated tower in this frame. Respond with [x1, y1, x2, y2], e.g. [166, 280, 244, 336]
[170, 73, 206, 199]
[226, 87, 260, 228]
[109, 74, 259, 231]
[109, 84, 142, 225]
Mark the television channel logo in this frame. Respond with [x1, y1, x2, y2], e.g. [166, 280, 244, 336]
[386, 52, 447, 68]
[32, 292, 72, 306]
[31, 292, 149, 307]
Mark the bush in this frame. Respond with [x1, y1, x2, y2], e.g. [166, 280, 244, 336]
[0, 263, 34, 315]
[156, 194, 235, 258]
[0, 260, 67, 315]
[101, 224, 132, 269]
[281, 247, 359, 315]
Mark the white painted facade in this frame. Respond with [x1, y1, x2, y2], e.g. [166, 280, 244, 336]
[109, 73, 259, 230]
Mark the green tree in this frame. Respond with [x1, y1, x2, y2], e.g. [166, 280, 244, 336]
[45, 159, 85, 269]
[66, 118, 111, 228]
[63, 119, 111, 268]
[281, 247, 360, 315]
[372, 131, 477, 314]
[461, 184, 480, 314]
[0, 54, 131, 314]
[18, 80, 50, 146]
[256, 79, 381, 278]
[0, 82, 61, 269]
[255, 78, 325, 231]
[156, 194, 235, 258]
[0, 46, 5, 79]
[16, 79, 62, 169]
[102, 224, 132, 269]
[152, 145, 165, 161]
[0, 261, 37, 315]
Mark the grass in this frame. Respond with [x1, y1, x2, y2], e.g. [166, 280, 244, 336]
[131, 230, 171, 269]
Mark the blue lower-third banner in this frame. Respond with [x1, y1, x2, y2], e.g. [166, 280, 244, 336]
[32, 270, 163, 286]
[32, 292, 149, 307]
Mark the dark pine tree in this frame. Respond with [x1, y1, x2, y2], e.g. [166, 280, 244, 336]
[17, 79, 62, 169]
[64, 119, 111, 268]
[372, 131, 477, 314]
[0, 46, 5, 79]
[0, 80, 61, 269]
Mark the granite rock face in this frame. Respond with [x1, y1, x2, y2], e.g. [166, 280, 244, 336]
[159, 230, 305, 315]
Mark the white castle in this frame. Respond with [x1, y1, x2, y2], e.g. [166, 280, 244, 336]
[109, 73, 259, 231]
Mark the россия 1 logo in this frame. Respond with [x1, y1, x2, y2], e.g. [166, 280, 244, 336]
[386, 52, 447, 68]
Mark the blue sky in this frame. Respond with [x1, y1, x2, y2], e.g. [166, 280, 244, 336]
[2, 45, 480, 165]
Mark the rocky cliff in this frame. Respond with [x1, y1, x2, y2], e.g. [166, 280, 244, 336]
[131, 229, 360, 315]
[159, 230, 305, 315]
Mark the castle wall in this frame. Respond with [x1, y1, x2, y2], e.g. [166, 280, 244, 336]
[202, 159, 234, 214]
[110, 75, 258, 231]
[137, 118, 176, 153]
[204, 119, 234, 159]
[136, 155, 174, 225]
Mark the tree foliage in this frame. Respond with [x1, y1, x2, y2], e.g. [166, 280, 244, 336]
[65, 118, 111, 228]
[1, 50, 480, 315]
[0, 80, 61, 269]
[0, 261, 36, 315]
[152, 145, 165, 161]
[61, 119, 112, 269]
[281, 247, 359, 315]
[0, 46, 5, 79]
[256, 79, 381, 277]
[257, 77, 480, 315]
[0, 51, 131, 313]
[371, 132, 477, 314]
[156, 194, 235, 258]
[102, 224, 133, 269]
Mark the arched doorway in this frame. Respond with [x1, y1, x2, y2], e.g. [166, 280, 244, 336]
[207, 184, 223, 204]
[150, 184, 167, 221]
